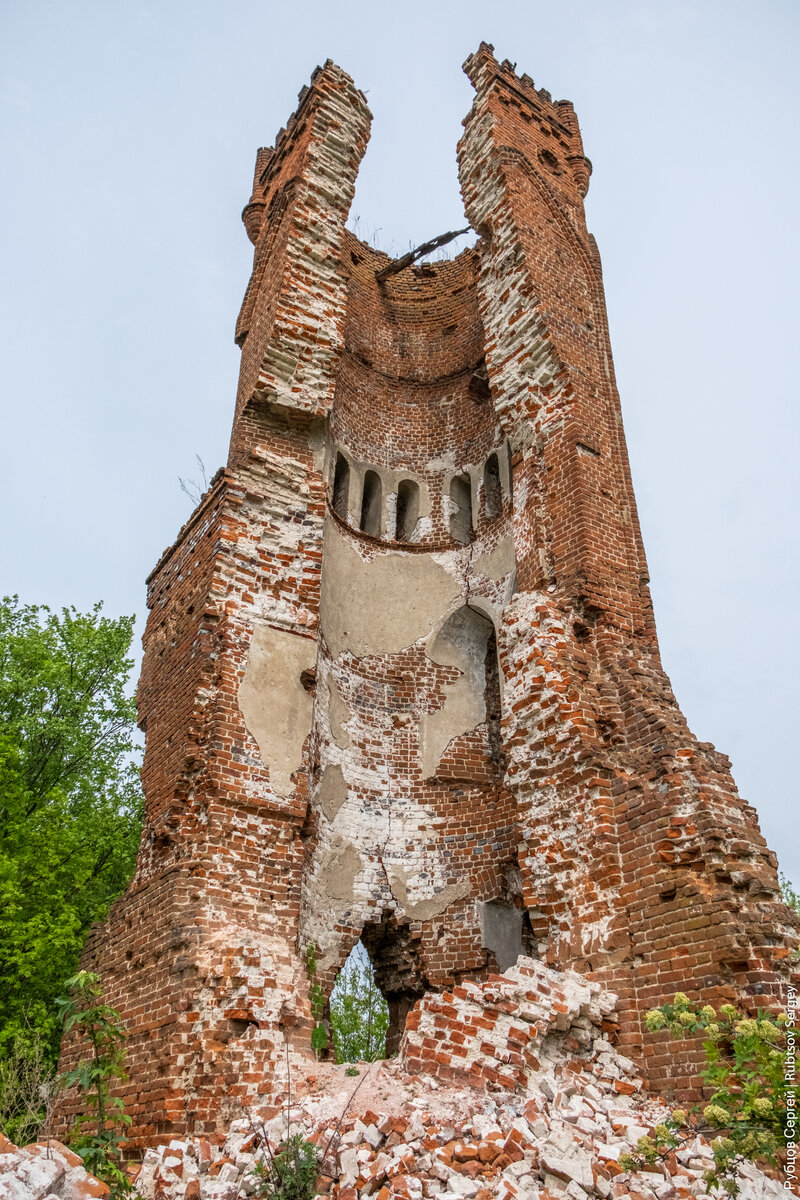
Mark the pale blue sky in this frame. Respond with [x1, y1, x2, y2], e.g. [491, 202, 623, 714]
[1, 0, 798, 880]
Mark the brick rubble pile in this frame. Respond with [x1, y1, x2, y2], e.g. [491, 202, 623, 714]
[0, 1135, 108, 1200]
[126, 961, 782, 1200]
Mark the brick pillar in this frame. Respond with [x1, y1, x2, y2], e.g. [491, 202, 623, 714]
[458, 42, 799, 1098]
[56, 61, 371, 1150]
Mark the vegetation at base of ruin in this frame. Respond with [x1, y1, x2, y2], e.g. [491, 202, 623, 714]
[251, 1135, 319, 1200]
[0, 1021, 57, 1145]
[0, 598, 143, 1072]
[622, 992, 797, 1195]
[304, 944, 329, 1057]
[329, 946, 389, 1064]
[247, 1039, 374, 1200]
[57, 971, 132, 1198]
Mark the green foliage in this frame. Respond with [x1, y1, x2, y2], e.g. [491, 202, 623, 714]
[625, 993, 797, 1195]
[57, 972, 131, 1197]
[304, 944, 329, 1057]
[251, 1134, 319, 1200]
[329, 947, 389, 1064]
[0, 1021, 57, 1145]
[0, 597, 143, 1067]
[780, 873, 800, 918]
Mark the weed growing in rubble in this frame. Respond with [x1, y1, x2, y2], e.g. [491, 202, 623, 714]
[304, 944, 329, 1057]
[622, 993, 797, 1195]
[56, 972, 132, 1198]
[247, 1043, 374, 1200]
[251, 1134, 319, 1200]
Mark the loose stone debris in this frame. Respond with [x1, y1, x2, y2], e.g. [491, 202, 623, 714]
[5, 962, 784, 1200]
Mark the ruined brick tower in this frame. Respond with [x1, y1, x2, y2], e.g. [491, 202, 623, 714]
[68, 46, 798, 1149]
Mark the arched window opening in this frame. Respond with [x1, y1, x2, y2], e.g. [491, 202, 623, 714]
[395, 479, 420, 542]
[361, 913, 429, 1057]
[449, 473, 473, 544]
[421, 605, 504, 783]
[329, 940, 389, 1064]
[484, 453, 502, 521]
[360, 470, 382, 537]
[332, 453, 350, 521]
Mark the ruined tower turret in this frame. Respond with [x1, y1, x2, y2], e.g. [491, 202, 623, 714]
[60, 48, 798, 1150]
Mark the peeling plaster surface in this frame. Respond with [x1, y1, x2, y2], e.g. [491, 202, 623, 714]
[316, 836, 363, 901]
[474, 534, 515, 581]
[327, 676, 351, 748]
[420, 606, 492, 779]
[316, 763, 347, 821]
[319, 519, 462, 657]
[389, 869, 471, 920]
[238, 624, 316, 797]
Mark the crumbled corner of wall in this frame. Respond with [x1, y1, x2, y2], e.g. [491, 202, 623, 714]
[58, 959, 779, 1200]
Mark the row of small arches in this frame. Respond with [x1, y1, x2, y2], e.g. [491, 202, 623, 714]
[330, 446, 510, 545]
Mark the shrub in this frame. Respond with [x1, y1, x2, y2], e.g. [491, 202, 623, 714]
[0, 1023, 57, 1145]
[623, 993, 797, 1195]
[251, 1134, 319, 1200]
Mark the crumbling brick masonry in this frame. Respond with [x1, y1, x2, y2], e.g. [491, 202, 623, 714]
[58, 45, 799, 1151]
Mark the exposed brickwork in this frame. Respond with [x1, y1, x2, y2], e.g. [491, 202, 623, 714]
[45, 966, 790, 1200]
[57, 45, 797, 1149]
[457, 43, 799, 1100]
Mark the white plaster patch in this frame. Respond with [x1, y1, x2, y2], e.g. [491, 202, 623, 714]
[389, 867, 470, 920]
[320, 519, 462, 658]
[238, 624, 316, 797]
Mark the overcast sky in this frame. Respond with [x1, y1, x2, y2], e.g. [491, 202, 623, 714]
[1, 0, 798, 881]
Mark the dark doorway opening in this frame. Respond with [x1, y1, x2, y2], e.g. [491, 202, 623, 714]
[484, 453, 502, 520]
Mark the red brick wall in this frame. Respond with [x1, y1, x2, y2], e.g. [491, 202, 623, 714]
[458, 43, 799, 1099]
[58, 46, 798, 1149]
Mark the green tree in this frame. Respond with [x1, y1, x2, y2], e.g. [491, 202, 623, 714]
[57, 972, 131, 1197]
[330, 946, 389, 1064]
[780, 872, 800, 918]
[0, 598, 143, 1067]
